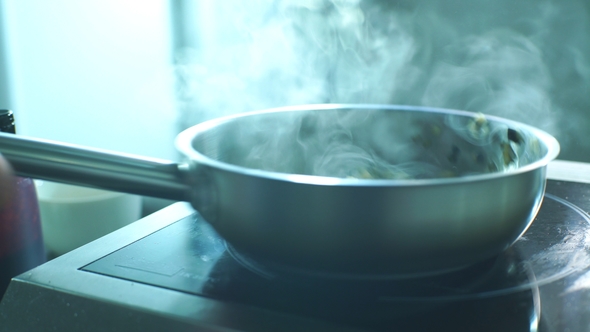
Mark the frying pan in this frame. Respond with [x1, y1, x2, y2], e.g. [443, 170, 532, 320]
[0, 105, 559, 277]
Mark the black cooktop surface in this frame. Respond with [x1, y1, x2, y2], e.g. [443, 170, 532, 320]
[81, 180, 590, 331]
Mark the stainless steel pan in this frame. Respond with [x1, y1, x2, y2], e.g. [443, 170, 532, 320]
[0, 105, 559, 277]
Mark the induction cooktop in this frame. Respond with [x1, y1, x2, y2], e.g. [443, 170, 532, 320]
[1, 161, 590, 332]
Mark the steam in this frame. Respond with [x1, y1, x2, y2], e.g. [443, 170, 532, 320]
[195, 107, 545, 180]
[422, 31, 555, 133]
[174, 0, 419, 125]
[174, 0, 590, 165]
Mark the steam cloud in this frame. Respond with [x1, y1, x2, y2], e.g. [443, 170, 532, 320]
[174, 0, 590, 162]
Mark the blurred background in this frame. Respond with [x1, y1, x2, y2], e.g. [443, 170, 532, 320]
[0, 0, 589, 176]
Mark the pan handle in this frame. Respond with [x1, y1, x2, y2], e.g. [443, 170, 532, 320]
[0, 132, 193, 202]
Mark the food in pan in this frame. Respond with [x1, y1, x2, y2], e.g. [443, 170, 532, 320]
[322, 114, 539, 180]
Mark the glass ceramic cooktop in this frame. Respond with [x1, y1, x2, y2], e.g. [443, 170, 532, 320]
[82, 180, 590, 331]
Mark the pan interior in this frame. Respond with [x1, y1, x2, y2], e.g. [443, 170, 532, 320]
[189, 108, 548, 180]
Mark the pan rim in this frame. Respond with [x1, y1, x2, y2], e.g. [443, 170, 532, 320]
[175, 104, 560, 187]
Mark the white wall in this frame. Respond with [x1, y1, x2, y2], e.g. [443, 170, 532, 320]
[1, 0, 178, 160]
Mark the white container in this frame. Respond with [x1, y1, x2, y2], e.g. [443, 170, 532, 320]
[34, 180, 142, 256]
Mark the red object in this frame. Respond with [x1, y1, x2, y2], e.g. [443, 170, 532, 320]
[0, 177, 45, 297]
[0, 178, 42, 256]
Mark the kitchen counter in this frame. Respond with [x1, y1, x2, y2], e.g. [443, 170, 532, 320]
[548, 159, 590, 184]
